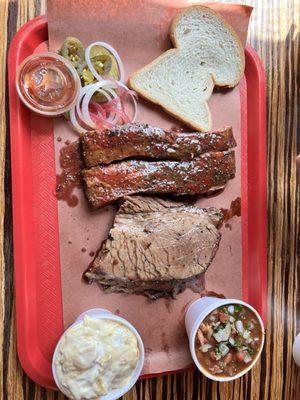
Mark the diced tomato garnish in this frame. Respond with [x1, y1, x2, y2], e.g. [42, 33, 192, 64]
[218, 312, 229, 323]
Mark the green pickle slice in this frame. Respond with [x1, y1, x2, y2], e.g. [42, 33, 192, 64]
[59, 38, 120, 103]
[85, 45, 119, 102]
[59, 37, 85, 69]
[89, 45, 119, 80]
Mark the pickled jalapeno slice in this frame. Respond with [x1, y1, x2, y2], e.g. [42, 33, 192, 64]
[89, 45, 119, 80]
[59, 37, 85, 69]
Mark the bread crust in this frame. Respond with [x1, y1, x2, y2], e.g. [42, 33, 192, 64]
[128, 5, 245, 131]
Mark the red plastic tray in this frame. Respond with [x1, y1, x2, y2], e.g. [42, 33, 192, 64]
[8, 15, 267, 389]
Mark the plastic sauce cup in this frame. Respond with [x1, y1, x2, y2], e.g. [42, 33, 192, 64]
[185, 297, 265, 382]
[52, 308, 145, 400]
[16, 52, 80, 116]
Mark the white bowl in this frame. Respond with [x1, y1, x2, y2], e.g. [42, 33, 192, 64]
[293, 333, 300, 367]
[185, 297, 265, 382]
[52, 308, 144, 400]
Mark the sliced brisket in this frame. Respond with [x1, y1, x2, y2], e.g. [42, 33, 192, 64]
[84, 196, 223, 299]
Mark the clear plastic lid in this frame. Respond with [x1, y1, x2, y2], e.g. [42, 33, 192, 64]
[16, 52, 81, 116]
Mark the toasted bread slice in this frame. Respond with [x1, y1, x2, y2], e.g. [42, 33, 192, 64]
[129, 6, 245, 131]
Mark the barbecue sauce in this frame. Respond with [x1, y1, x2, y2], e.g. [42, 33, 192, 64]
[221, 197, 241, 222]
[56, 141, 83, 207]
[16, 53, 80, 116]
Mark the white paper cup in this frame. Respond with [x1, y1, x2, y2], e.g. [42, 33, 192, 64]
[185, 297, 265, 382]
[52, 308, 144, 400]
[293, 333, 300, 367]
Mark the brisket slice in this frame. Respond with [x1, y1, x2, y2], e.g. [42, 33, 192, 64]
[82, 150, 235, 209]
[84, 196, 223, 299]
[81, 123, 236, 167]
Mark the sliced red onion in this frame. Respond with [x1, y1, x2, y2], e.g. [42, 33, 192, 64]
[90, 110, 114, 129]
[100, 86, 120, 125]
[75, 85, 95, 126]
[81, 82, 118, 128]
[81, 88, 114, 128]
[112, 80, 138, 122]
[89, 101, 106, 118]
[76, 82, 115, 123]
[69, 78, 138, 133]
[69, 106, 86, 134]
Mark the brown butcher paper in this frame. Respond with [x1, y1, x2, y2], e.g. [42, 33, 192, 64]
[47, 0, 252, 374]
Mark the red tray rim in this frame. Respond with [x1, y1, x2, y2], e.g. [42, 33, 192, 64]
[8, 15, 267, 389]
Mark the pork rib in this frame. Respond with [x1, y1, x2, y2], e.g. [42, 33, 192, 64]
[82, 150, 235, 209]
[81, 123, 236, 167]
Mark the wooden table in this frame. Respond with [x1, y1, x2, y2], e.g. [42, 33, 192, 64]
[1, 0, 299, 398]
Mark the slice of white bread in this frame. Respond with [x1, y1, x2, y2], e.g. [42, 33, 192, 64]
[129, 6, 245, 131]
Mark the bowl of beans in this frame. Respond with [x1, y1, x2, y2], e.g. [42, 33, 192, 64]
[185, 297, 265, 381]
